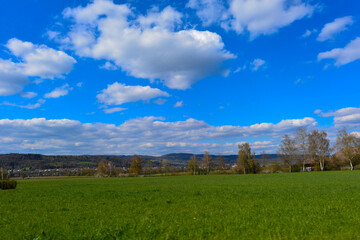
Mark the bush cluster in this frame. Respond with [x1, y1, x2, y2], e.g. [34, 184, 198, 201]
[0, 180, 17, 190]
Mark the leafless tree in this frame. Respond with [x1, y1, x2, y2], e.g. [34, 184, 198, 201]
[215, 155, 225, 170]
[278, 134, 297, 172]
[295, 127, 308, 171]
[202, 151, 212, 174]
[308, 130, 330, 171]
[336, 128, 360, 170]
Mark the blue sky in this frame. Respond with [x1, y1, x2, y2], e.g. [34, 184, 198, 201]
[0, 0, 359, 155]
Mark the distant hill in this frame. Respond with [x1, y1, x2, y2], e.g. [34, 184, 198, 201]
[0, 153, 280, 169]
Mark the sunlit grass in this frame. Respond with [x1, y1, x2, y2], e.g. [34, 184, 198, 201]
[1, 171, 360, 239]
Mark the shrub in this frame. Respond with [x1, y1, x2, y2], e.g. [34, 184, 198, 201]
[0, 180, 17, 190]
[354, 164, 360, 170]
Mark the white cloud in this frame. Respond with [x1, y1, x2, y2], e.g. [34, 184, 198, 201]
[103, 107, 127, 114]
[351, 132, 360, 138]
[188, 0, 314, 38]
[174, 101, 184, 108]
[0, 116, 317, 155]
[0, 39, 76, 97]
[318, 37, 360, 66]
[2, 99, 45, 109]
[302, 29, 312, 38]
[316, 107, 360, 129]
[0, 59, 29, 96]
[100, 62, 118, 70]
[6, 38, 76, 79]
[314, 109, 322, 115]
[251, 58, 266, 71]
[153, 98, 167, 105]
[44, 84, 73, 98]
[317, 16, 353, 42]
[20, 92, 38, 99]
[302, 29, 317, 38]
[187, 0, 227, 27]
[229, 0, 314, 38]
[97, 82, 169, 105]
[56, 0, 235, 89]
[76, 82, 83, 87]
[234, 66, 245, 73]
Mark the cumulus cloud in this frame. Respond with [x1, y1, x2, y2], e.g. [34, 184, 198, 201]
[44, 84, 73, 98]
[55, 0, 235, 89]
[0, 116, 317, 155]
[317, 16, 354, 42]
[97, 82, 169, 105]
[228, 0, 314, 38]
[318, 37, 360, 66]
[316, 107, 360, 129]
[0, 59, 29, 96]
[6, 38, 76, 79]
[0, 39, 76, 97]
[251, 58, 266, 71]
[188, 0, 314, 38]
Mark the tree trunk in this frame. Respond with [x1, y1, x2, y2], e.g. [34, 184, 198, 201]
[350, 160, 354, 171]
[303, 161, 305, 172]
[320, 161, 324, 171]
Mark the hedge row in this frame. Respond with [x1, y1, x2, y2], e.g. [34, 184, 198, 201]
[0, 180, 17, 190]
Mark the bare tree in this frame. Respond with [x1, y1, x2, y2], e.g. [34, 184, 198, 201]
[144, 160, 153, 175]
[308, 130, 330, 171]
[278, 134, 297, 172]
[295, 127, 308, 172]
[260, 151, 268, 167]
[202, 151, 212, 174]
[215, 155, 225, 170]
[336, 129, 360, 170]
[160, 159, 170, 174]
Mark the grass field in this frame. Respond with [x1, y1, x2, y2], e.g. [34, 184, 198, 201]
[1, 172, 360, 239]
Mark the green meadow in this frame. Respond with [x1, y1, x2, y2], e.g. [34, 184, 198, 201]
[1, 172, 360, 239]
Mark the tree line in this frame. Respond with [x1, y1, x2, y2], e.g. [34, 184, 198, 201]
[95, 127, 360, 177]
[278, 128, 360, 172]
